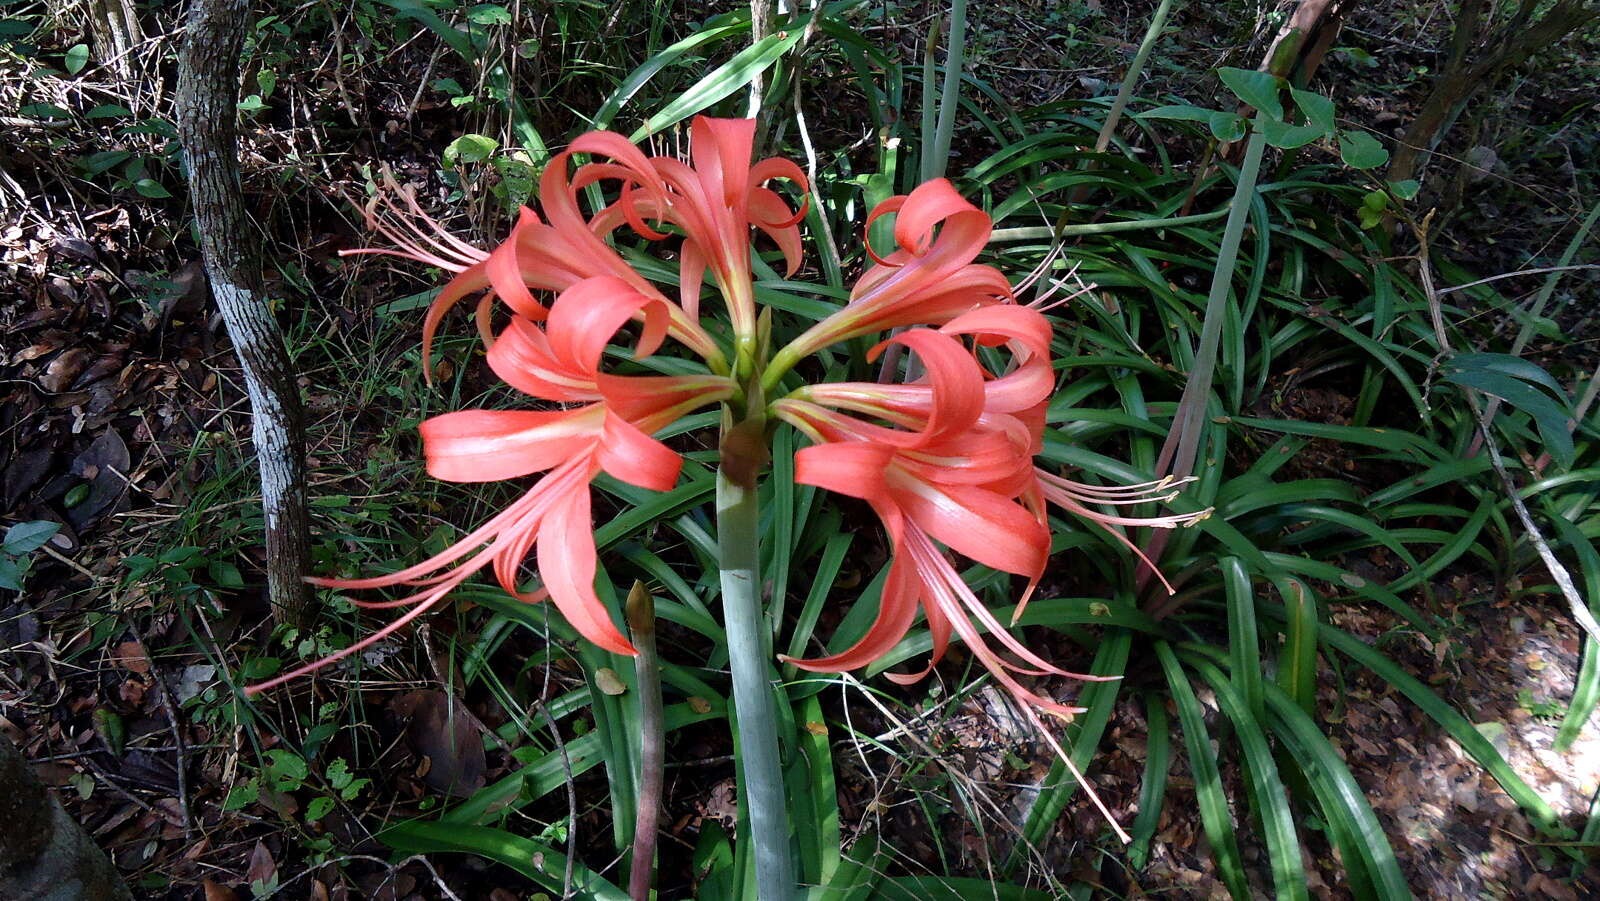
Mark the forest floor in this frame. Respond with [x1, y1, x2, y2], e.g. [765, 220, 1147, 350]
[3, 1, 1599, 898]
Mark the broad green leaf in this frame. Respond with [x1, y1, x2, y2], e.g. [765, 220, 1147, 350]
[1218, 67, 1283, 120]
[466, 3, 511, 25]
[1258, 117, 1324, 149]
[444, 133, 498, 166]
[133, 178, 171, 199]
[1441, 367, 1574, 468]
[1290, 88, 1335, 134]
[1448, 352, 1566, 396]
[4, 520, 59, 555]
[64, 43, 89, 75]
[1208, 111, 1247, 143]
[1339, 130, 1389, 169]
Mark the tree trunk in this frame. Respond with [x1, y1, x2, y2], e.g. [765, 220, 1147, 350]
[85, 0, 145, 80]
[1259, 0, 1359, 85]
[0, 734, 132, 901]
[176, 0, 314, 625]
[1388, 0, 1600, 184]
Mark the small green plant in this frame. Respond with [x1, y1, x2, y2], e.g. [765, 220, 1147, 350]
[0, 521, 61, 591]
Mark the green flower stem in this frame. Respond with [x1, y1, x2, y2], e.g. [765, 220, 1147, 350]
[716, 464, 795, 901]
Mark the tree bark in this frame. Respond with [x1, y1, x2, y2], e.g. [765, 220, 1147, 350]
[176, 0, 314, 625]
[1387, 0, 1600, 184]
[0, 733, 132, 901]
[1259, 0, 1359, 85]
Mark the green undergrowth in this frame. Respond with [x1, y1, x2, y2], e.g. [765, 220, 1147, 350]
[94, 1, 1600, 898]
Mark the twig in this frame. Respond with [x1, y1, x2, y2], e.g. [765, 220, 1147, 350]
[149, 664, 191, 836]
[1438, 263, 1600, 295]
[533, 699, 576, 899]
[1415, 214, 1600, 646]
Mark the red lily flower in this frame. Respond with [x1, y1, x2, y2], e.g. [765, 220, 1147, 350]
[248, 276, 732, 694]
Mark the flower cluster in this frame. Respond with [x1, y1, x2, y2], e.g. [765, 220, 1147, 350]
[252, 117, 1203, 745]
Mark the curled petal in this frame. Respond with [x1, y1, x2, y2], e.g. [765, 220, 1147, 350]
[867, 329, 986, 446]
[538, 485, 636, 656]
[792, 441, 895, 502]
[421, 407, 603, 482]
[546, 276, 671, 373]
[892, 179, 989, 257]
[888, 472, 1048, 578]
[487, 316, 592, 402]
[597, 411, 682, 492]
[784, 542, 920, 675]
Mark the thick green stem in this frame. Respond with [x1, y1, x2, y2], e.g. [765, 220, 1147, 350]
[716, 466, 794, 901]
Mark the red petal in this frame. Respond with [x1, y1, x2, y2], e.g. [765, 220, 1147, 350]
[889, 473, 1048, 578]
[421, 408, 602, 482]
[546, 276, 670, 373]
[538, 485, 636, 655]
[793, 441, 895, 502]
[786, 543, 920, 674]
[867, 329, 985, 445]
[597, 411, 681, 492]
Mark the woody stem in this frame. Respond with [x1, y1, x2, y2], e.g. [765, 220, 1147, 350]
[716, 463, 795, 901]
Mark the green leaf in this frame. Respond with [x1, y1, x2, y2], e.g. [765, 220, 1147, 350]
[1222, 557, 1263, 722]
[1440, 367, 1574, 468]
[1191, 661, 1308, 901]
[85, 104, 134, 119]
[1339, 130, 1389, 169]
[208, 560, 245, 589]
[222, 779, 259, 811]
[1263, 684, 1412, 899]
[1258, 117, 1325, 149]
[1208, 111, 1247, 143]
[374, 0, 475, 60]
[1155, 642, 1250, 899]
[628, 28, 805, 142]
[1290, 88, 1335, 134]
[19, 103, 72, 120]
[1389, 179, 1420, 200]
[381, 821, 630, 901]
[1306, 620, 1561, 829]
[1448, 352, 1566, 396]
[264, 749, 307, 789]
[444, 133, 498, 166]
[1137, 104, 1217, 123]
[466, 4, 511, 25]
[133, 178, 171, 199]
[327, 758, 353, 790]
[305, 796, 334, 822]
[0, 559, 20, 591]
[1218, 67, 1283, 120]
[256, 69, 277, 97]
[588, 23, 745, 131]
[64, 43, 89, 75]
[4, 520, 60, 555]
[236, 94, 267, 112]
[1276, 578, 1318, 716]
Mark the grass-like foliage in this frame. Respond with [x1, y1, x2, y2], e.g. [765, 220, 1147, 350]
[148, 2, 1600, 898]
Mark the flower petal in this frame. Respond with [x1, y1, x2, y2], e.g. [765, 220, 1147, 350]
[421, 407, 603, 482]
[538, 483, 636, 655]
